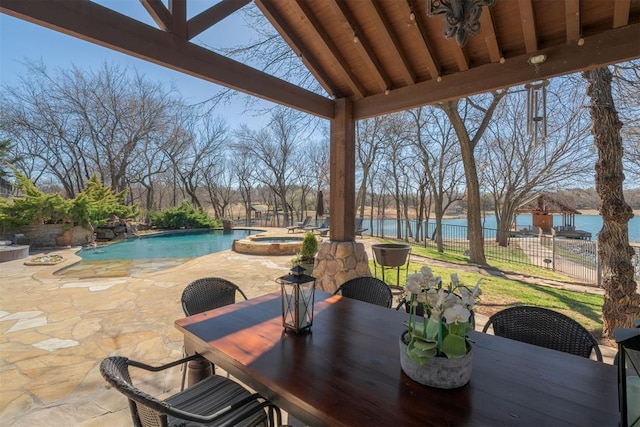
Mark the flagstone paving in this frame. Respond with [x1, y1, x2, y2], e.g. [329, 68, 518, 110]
[0, 232, 616, 426]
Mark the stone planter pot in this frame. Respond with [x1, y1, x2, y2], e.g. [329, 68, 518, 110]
[399, 331, 473, 389]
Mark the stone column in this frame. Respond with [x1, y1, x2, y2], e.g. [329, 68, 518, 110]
[314, 241, 372, 293]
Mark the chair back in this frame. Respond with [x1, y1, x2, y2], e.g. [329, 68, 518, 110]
[182, 277, 248, 316]
[482, 305, 602, 361]
[334, 277, 393, 308]
[100, 357, 169, 427]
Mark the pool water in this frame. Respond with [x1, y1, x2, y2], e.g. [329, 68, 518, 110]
[56, 229, 258, 278]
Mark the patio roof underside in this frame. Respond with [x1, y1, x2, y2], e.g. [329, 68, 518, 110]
[2, 0, 640, 121]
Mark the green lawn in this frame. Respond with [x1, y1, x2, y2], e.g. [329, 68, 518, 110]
[369, 246, 604, 337]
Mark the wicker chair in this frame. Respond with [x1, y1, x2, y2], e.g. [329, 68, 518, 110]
[181, 278, 248, 389]
[334, 277, 393, 308]
[481, 306, 603, 362]
[100, 354, 281, 427]
[181, 277, 248, 317]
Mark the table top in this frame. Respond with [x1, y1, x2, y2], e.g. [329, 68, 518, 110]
[175, 291, 618, 427]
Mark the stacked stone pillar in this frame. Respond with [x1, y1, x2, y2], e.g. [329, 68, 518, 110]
[313, 241, 371, 293]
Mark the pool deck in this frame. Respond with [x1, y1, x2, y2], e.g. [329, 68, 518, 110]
[0, 229, 616, 426]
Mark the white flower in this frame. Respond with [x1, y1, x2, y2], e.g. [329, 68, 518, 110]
[405, 273, 423, 294]
[450, 273, 459, 286]
[459, 287, 475, 308]
[420, 266, 434, 278]
[472, 279, 482, 298]
[426, 288, 438, 306]
[443, 304, 471, 324]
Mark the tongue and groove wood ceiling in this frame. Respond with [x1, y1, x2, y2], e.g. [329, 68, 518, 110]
[2, 0, 639, 120]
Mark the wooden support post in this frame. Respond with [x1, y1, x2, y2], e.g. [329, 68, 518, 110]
[330, 98, 356, 241]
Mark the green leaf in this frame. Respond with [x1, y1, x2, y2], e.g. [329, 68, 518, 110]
[446, 321, 469, 337]
[408, 339, 437, 365]
[426, 316, 440, 340]
[442, 334, 468, 359]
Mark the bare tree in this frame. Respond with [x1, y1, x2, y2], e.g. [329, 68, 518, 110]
[481, 79, 593, 246]
[0, 61, 183, 198]
[379, 114, 411, 239]
[407, 107, 465, 250]
[438, 92, 508, 265]
[203, 156, 236, 219]
[172, 115, 228, 209]
[356, 117, 387, 221]
[584, 67, 640, 338]
[233, 108, 301, 226]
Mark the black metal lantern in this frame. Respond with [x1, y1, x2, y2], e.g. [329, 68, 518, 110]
[278, 265, 316, 334]
[615, 320, 640, 427]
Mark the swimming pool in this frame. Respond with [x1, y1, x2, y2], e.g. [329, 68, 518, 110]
[56, 229, 259, 278]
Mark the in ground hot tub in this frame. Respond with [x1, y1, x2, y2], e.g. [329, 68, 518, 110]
[232, 235, 307, 256]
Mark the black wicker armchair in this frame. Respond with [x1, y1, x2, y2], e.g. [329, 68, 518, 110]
[181, 277, 248, 390]
[481, 305, 603, 362]
[181, 277, 248, 317]
[100, 354, 281, 427]
[334, 277, 393, 308]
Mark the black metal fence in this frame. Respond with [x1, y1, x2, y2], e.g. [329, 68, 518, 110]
[364, 218, 639, 285]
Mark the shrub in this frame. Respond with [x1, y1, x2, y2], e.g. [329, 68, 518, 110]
[0, 172, 138, 229]
[299, 232, 319, 262]
[149, 202, 217, 229]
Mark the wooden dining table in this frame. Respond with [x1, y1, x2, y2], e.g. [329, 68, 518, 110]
[175, 290, 619, 427]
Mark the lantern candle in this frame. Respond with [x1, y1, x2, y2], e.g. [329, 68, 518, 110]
[277, 265, 316, 334]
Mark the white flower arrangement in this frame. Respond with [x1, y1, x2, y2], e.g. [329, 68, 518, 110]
[401, 266, 481, 364]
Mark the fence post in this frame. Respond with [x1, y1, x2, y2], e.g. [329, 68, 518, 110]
[551, 234, 556, 271]
[596, 240, 601, 288]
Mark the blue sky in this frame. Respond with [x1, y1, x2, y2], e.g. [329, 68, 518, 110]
[0, 1, 274, 129]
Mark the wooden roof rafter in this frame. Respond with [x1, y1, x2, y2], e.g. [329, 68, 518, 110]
[565, 0, 581, 43]
[141, 0, 251, 40]
[519, 0, 538, 53]
[479, 6, 501, 63]
[139, 0, 170, 31]
[613, 0, 631, 28]
[327, 0, 392, 93]
[255, 0, 337, 98]
[402, 0, 441, 80]
[368, 1, 416, 86]
[287, 0, 366, 98]
[188, 0, 252, 40]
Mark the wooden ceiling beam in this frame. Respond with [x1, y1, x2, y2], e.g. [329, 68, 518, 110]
[402, 0, 440, 79]
[188, 0, 251, 40]
[0, 0, 334, 119]
[565, 0, 581, 42]
[479, 7, 501, 63]
[328, 0, 391, 93]
[518, 0, 538, 53]
[613, 0, 631, 28]
[139, 0, 170, 31]
[451, 41, 470, 71]
[169, 0, 187, 40]
[255, 0, 336, 98]
[353, 23, 640, 119]
[369, 2, 416, 86]
[287, 0, 365, 98]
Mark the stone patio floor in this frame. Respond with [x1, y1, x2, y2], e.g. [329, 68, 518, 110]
[0, 230, 616, 426]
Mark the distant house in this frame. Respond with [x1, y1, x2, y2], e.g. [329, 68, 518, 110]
[0, 176, 15, 198]
[515, 193, 591, 239]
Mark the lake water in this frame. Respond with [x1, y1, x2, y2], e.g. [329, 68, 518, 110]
[365, 215, 639, 243]
[446, 214, 640, 243]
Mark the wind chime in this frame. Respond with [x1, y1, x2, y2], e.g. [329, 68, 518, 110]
[525, 80, 549, 144]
